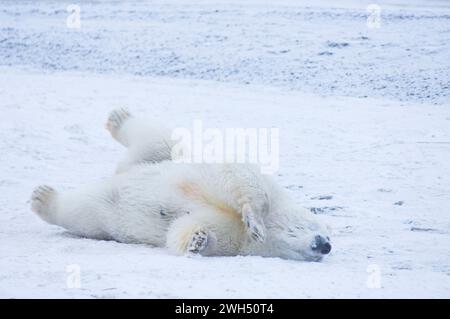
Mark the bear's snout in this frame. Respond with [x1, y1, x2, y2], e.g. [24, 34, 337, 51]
[312, 235, 332, 255]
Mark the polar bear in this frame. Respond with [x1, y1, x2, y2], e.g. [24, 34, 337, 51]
[30, 108, 332, 261]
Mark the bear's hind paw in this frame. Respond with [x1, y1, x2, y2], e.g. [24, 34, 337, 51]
[187, 230, 209, 254]
[106, 107, 132, 136]
[31, 185, 56, 216]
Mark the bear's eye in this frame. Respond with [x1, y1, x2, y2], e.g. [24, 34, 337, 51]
[286, 228, 298, 238]
[271, 224, 285, 231]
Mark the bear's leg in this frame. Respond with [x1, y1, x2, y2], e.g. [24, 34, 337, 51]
[30, 184, 112, 240]
[106, 108, 173, 149]
[223, 165, 270, 243]
[166, 211, 243, 257]
[106, 108, 176, 173]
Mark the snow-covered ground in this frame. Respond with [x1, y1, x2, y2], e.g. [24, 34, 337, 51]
[1, 0, 450, 298]
[1, 0, 449, 104]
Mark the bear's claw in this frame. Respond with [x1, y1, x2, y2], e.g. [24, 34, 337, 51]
[242, 204, 266, 243]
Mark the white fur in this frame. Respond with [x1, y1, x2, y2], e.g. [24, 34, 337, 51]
[31, 108, 332, 261]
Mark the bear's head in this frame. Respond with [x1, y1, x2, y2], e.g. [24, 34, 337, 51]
[263, 207, 332, 261]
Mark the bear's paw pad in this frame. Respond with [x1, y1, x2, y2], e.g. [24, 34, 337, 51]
[187, 230, 209, 254]
[106, 107, 131, 134]
[31, 185, 56, 214]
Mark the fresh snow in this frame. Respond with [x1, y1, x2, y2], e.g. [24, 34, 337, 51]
[1, 0, 450, 298]
[1, 0, 449, 104]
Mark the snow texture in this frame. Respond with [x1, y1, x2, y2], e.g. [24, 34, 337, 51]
[0, 0, 450, 298]
[1, 0, 450, 104]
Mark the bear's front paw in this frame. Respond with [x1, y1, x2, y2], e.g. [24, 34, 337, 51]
[242, 204, 266, 243]
[187, 230, 209, 254]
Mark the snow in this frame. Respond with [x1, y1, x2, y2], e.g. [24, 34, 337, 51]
[1, 0, 449, 104]
[1, 0, 450, 298]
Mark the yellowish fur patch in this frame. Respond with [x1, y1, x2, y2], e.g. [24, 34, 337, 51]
[176, 225, 200, 252]
[178, 181, 240, 221]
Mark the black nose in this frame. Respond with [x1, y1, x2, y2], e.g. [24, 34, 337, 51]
[320, 242, 332, 254]
[312, 235, 332, 255]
